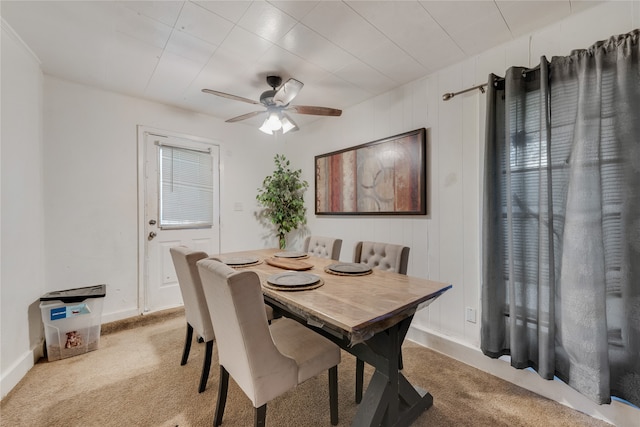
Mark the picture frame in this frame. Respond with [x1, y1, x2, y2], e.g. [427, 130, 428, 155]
[315, 128, 426, 215]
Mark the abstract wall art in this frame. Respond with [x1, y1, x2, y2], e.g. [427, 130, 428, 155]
[315, 128, 426, 215]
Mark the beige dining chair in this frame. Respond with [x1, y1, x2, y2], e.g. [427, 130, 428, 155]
[170, 246, 275, 393]
[302, 235, 343, 260]
[352, 240, 410, 403]
[352, 241, 410, 274]
[197, 258, 341, 427]
[170, 246, 215, 393]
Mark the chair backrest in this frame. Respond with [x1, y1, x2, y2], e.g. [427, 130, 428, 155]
[352, 241, 410, 275]
[169, 245, 214, 341]
[196, 258, 297, 406]
[303, 236, 343, 260]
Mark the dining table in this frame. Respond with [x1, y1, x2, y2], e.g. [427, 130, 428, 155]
[215, 248, 452, 427]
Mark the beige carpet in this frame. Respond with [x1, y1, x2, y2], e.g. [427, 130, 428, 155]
[1, 309, 611, 427]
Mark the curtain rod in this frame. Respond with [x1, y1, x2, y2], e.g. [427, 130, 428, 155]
[442, 83, 487, 101]
[443, 65, 542, 101]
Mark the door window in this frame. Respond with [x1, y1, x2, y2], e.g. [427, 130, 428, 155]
[159, 144, 213, 229]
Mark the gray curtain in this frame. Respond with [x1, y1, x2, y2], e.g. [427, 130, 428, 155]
[482, 29, 639, 406]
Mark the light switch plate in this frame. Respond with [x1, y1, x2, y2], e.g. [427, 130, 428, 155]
[465, 307, 476, 323]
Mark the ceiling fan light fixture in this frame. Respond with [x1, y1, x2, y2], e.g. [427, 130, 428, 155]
[267, 112, 282, 131]
[259, 120, 273, 135]
[258, 125, 272, 135]
[280, 115, 298, 134]
[203, 75, 342, 134]
[259, 111, 282, 134]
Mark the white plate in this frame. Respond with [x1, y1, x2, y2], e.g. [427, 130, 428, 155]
[267, 272, 320, 287]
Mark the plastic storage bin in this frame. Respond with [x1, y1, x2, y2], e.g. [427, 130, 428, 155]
[40, 284, 106, 362]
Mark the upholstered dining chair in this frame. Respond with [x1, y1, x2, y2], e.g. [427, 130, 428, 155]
[352, 241, 410, 274]
[197, 258, 341, 427]
[302, 235, 343, 260]
[170, 246, 215, 393]
[352, 241, 410, 403]
[170, 246, 275, 393]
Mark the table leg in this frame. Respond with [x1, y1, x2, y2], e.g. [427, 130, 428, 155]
[263, 298, 434, 427]
[350, 316, 433, 427]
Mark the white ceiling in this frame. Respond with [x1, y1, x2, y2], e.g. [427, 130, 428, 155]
[1, 0, 602, 129]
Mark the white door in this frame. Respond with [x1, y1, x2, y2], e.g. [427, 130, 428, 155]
[140, 128, 220, 313]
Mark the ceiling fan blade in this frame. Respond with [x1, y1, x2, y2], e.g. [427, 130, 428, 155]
[273, 78, 304, 106]
[225, 111, 265, 123]
[286, 105, 342, 116]
[202, 88, 261, 105]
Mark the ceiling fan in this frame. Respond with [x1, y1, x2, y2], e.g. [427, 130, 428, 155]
[202, 75, 342, 135]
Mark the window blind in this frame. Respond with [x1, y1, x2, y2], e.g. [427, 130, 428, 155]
[159, 144, 213, 229]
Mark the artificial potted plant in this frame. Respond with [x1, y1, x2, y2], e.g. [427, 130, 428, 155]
[256, 154, 309, 249]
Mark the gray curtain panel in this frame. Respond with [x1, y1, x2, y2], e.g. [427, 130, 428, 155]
[482, 29, 639, 406]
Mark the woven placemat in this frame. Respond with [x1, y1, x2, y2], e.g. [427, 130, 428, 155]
[263, 279, 324, 291]
[324, 267, 372, 276]
[273, 251, 310, 259]
[228, 260, 263, 268]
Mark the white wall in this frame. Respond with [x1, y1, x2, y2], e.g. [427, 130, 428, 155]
[2, 2, 639, 424]
[287, 2, 639, 426]
[42, 76, 288, 323]
[1, 40, 288, 397]
[0, 20, 45, 398]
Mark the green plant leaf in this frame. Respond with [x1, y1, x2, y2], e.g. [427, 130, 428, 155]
[256, 154, 309, 249]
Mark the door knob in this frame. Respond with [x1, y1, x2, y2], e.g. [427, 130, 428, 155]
[148, 231, 157, 240]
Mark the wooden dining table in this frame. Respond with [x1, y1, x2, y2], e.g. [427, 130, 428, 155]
[216, 248, 452, 427]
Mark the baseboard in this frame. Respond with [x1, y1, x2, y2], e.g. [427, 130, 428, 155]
[101, 306, 184, 335]
[1, 307, 183, 401]
[0, 341, 43, 400]
[406, 325, 639, 427]
[100, 305, 184, 328]
[100, 308, 141, 325]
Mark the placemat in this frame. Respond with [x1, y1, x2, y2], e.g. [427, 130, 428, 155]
[220, 257, 263, 268]
[228, 260, 263, 268]
[273, 251, 309, 259]
[263, 279, 324, 291]
[325, 263, 373, 276]
[267, 272, 320, 287]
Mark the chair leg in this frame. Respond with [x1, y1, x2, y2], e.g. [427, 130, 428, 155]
[329, 366, 339, 425]
[198, 340, 214, 393]
[398, 348, 404, 371]
[214, 366, 229, 427]
[254, 404, 267, 427]
[355, 358, 364, 403]
[181, 323, 193, 366]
